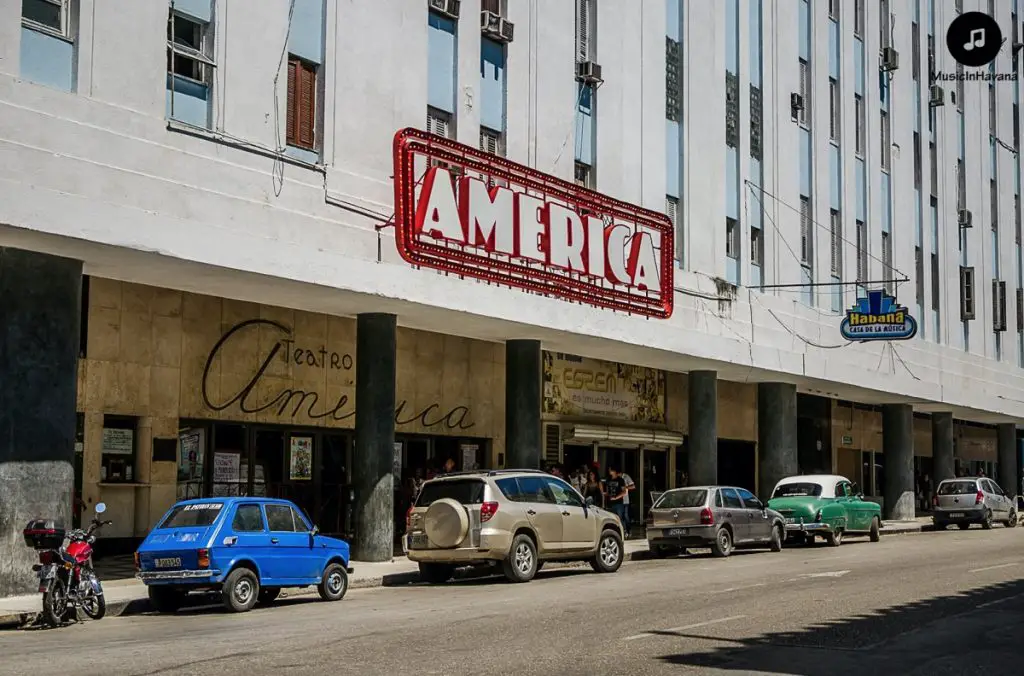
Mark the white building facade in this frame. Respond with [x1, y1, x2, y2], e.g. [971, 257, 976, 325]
[1, 0, 1024, 583]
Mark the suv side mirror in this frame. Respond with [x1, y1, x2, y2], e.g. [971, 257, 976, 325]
[585, 496, 595, 508]
[311, 525, 320, 536]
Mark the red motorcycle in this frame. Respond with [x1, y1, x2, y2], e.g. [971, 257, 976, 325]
[23, 502, 111, 626]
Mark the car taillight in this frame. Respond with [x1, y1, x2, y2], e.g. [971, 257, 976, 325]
[480, 502, 499, 523]
[197, 548, 210, 568]
[406, 505, 414, 530]
[134, 551, 140, 571]
[976, 491, 985, 505]
[700, 507, 714, 525]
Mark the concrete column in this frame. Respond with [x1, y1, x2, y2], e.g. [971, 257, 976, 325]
[997, 423, 1017, 497]
[352, 313, 396, 562]
[882, 403, 915, 521]
[0, 248, 81, 597]
[758, 382, 798, 500]
[931, 412, 955, 483]
[505, 340, 542, 469]
[687, 371, 718, 486]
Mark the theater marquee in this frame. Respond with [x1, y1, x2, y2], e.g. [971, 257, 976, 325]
[392, 127, 675, 318]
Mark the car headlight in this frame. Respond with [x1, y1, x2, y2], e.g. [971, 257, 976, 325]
[815, 511, 822, 522]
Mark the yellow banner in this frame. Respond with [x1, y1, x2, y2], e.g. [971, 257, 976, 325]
[542, 352, 665, 424]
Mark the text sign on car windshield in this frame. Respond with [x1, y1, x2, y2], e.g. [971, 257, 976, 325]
[392, 127, 675, 318]
[183, 503, 222, 511]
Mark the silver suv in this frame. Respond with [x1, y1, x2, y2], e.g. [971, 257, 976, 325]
[933, 477, 1018, 530]
[405, 469, 624, 583]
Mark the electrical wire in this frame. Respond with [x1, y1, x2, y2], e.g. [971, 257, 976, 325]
[271, 0, 298, 196]
[751, 294, 853, 350]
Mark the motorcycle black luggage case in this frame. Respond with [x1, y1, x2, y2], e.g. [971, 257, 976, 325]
[23, 519, 65, 550]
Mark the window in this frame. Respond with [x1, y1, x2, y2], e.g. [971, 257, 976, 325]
[576, 0, 594, 62]
[960, 266, 976, 320]
[913, 132, 922, 189]
[912, 24, 920, 82]
[416, 479, 486, 506]
[736, 488, 763, 509]
[989, 84, 997, 132]
[167, 11, 214, 86]
[516, 476, 556, 504]
[994, 279, 1008, 331]
[879, 0, 891, 48]
[991, 179, 998, 231]
[574, 161, 593, 189]
[101, 416, 137, 483]
[286, 56, 317, 151]
[232, 504, 265, 532]
[854, 0, 864, 37]
[22, 0, 68, 36]
[829, 78, 840, 142]
[829, 0, 839, 21]
[931, 252, 940, 310]
[726, 72, 740, 148]
[265, 504, 296, 532]
[726, 217, 739, 259]
[721, 488, 744, 509]
[290, 506, 311, 533]
[1014, 103, 1020, 150]
[495, 477, 523, 501]
[751, 227, 764, 267]
[667, 196, 682, 262]
[880, 110, 891, 171]
[956, 65, 964, 112]
[654, 489, 708, 509]
[1016, 194, 1021, 244]
[666, 37, 681, 122]
[426, 106, 453, 138]
[929, 142, 938, 196]
[479, 126, 505, 156]
[546, 478, 585, 507]
[927, 34, 936, 81]
[854, 95, 865, 157]
[830, 209, 842, 275]
[481, 0, 506, 15]
[798, 59, 811, 128]
[161, 503, 224, 529]
[882, 231, 893, 293]
[957, 159, 966, 208]
[915, 246, 925, 306]
[800, 196, 812, 264]
[955, 0, 963, 13]
[856, 219, 868, 281]
[750, 85, 763, 159]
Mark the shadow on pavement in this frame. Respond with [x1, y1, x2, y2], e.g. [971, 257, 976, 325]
[653, 577, 1024, 675]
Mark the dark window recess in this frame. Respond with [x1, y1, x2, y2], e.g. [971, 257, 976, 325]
[750, 85, 763, 160]
[931, 252, 940, 311]
[993, 279, 1007, 332]
[913, 132, 921, 190]
[416, 479, 486, 506]
[152, 438, 177, 462]
[725, 71, 740, 149]
[915, 246, 924, 306]
[286, 56, 317, 150]
[666, 37, 681, 122]
[101, 415, 137, 483]
[1014, 104, 1020, 150]
[79, 274, 90, 358]
[960, 266, 976, 321]
[912, 25, 920, 81]
[23, 0, 63, 31]
[1017, 287, 1024, 332]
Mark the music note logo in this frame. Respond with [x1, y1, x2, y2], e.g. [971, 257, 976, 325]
[963, 27, 986, 51]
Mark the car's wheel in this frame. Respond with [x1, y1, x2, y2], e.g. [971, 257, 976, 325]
[1005, 509, 1017, 528]
[418, 562, 455, 584]
[982, 510, 994, 530]
[318, 563, 348, 602]
[826, 529, 844, 547]
[221, 568, 259, 613]
[869, 516, 881, 542]
[502, 534, 538, 583]
[591, 529, 624, 574]
[711, 527, 733, 558]
[769, 525, 784, 552]
[958, 523, 971, 530]
[256, 587, 281, 606]
[147, 586, 184, 614]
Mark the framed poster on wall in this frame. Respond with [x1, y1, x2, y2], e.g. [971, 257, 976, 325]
[290, 436, 313, 481]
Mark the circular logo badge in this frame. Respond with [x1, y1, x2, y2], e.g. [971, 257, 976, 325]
[946, 12, 1003, 68]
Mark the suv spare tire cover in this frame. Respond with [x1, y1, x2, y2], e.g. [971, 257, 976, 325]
[424, 498, 470, 548]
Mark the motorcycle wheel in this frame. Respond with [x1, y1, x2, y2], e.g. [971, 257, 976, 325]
[42, 580, 68, 627]
[80, 592, 106, 620]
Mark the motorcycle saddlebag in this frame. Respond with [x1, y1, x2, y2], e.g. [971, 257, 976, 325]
[23, 520, 65, 550]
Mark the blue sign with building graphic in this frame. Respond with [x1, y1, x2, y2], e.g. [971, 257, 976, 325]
[839, 290, 918, 342]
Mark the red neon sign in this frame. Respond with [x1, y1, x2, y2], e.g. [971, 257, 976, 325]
[392, 127, 674, 318]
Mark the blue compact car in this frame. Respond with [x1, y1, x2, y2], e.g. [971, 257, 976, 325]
[136, 497, 352, 613]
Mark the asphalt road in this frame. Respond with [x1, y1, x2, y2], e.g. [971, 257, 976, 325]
[2, 527, 1024, 676]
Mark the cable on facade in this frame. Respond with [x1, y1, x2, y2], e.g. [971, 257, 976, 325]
[751, 295, 852, 350]
[551, 80, 597, 172]
[271, 0, 299, 196]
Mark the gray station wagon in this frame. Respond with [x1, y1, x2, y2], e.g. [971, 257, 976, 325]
[932, 477, 1018, 530]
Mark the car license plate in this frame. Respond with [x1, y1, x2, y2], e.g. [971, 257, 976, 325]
[785, 517, 797, 524]
[949, 513, 965, 519]
[409, 533, 428, 549]
[667, 528, 686, 537]
[154, 557, 181, 568]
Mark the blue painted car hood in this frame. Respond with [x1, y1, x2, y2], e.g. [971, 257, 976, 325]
[316, 535, 350, 558]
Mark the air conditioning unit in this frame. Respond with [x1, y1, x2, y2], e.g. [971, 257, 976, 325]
[428, 0, 460, 20]
[480, 10, 514, 42]
[993, 279, 1008, 332]
[576, 60, 603, 84]
[929, 84, 945, 107]
[790, 92, 804, 121]
[958, 209, 973, 228]
[880, 47, 900, 72]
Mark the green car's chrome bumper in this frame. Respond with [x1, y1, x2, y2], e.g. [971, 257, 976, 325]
[784, 520, 833, 533]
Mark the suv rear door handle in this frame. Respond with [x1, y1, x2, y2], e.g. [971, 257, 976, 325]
[271, 537, 279, 544]
[527, 509, 537, 516]
[561, 511, 571, 516]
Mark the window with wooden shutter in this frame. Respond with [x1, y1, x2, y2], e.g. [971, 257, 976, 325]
[726, 217, 739, 259]
[830, 209, 842, 276]
[915, 246, 924, 306]
[856, 220, 868, 282]
[798, 59, 810, 128]
[575, 0, 593, 63]
[881, 231, 893, 293]
[993, 279, 1007, 332]
[960, 266, 976, 321]
[751, 227, 763, 266]
[931, 252, 940, 310]
[426, 107, 453, 138]
[829, 78, 840, 143]
[854, 94, 865, 156]
[286, 56, 317, 150]
[665, 196, 678, 232]
[800, 196, 812, 264]
[479, 126, 505, 157]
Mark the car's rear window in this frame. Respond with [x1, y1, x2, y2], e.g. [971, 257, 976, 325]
[654, 489, 707, 509]
[938, 480, 978, 495]
[772, 483, 823, 498]
[416, 479, 486, 506]
[160, 502, 224, 528]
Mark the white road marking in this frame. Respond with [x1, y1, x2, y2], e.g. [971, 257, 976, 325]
[977, 592, 1024, 608]
[623, 615, 747, 641]
[715, 583, 766, 593]
[968, 562, 1018, 573]
[794, 570, 851, 579]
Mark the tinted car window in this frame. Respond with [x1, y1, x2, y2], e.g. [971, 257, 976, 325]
[161, 502, 224, 528]
[772, 483, 824, 498]
[715, 490, 724, 508]
[722, 488, 743, 509]
[655, 489, 708, 509]
[291, 506, 311, 532]
[546, 478, 584, 507]
[416, 479, 486, 506]
[495, 477, 523, 501]
[516, 476, 556, 504]
[736, 488, 761, 508]
[231, 504, 264, 532]
[938, 480, 978, 495]
[265, 504, 295, 531]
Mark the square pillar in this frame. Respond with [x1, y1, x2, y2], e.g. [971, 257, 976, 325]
[505, 340, 541, 469]
[352, 313, 396, 562]
[687, 370, 717, 486]
[997, 423, 1017, 496]
[931, 412, 955, 483]
[0, 248, 82, 597]
[882, 403, 915, 521]
[758, 382, 798, 500]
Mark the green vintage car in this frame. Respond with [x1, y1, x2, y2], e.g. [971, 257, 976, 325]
[766, 474, 882, 546]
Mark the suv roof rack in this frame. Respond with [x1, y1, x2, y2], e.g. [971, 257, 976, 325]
[431, 468, 551, 479]
[486, 469, 550, 476]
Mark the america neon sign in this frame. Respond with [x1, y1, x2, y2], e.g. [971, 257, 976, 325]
[392, 128, 674, 318]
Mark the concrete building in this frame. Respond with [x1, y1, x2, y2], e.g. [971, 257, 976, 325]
[2, 0, 1023, 594]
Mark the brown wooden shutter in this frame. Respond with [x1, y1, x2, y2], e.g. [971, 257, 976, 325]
[286, 58, 298, 146]
[297, 62, 316, 149]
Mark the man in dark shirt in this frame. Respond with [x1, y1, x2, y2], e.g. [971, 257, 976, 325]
[605, 467, 628, 532]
